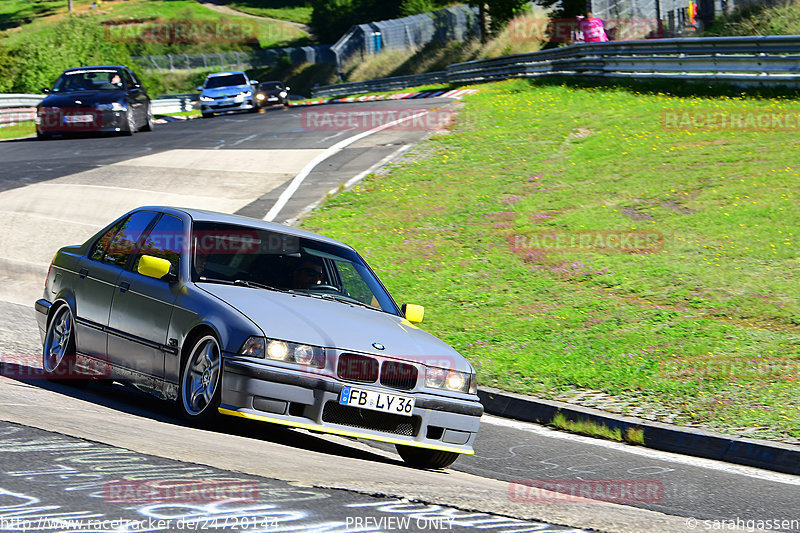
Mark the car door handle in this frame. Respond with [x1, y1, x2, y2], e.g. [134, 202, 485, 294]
[79, 268, 89, 279]
[119, 282, 130, 293]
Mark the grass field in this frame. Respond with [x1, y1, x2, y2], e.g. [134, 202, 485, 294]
[1, 0, 307, 51]
[0, 122, 34, 140]
[226, 0, 312, 25]
[301, 79, 800, 442]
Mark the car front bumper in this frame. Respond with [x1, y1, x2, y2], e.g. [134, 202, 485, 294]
[201, 99, 255, 114]
[37, 110, 130, 134]
[219, 359, 483, 454]
[35, 298, 52, 344]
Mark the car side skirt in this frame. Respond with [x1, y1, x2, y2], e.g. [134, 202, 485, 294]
[217, 406, 475, 455]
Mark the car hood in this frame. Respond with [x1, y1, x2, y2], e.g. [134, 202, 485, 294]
[199, 284, 471, 372]
[201, 85, 251, 97]
[40, 91, 126, 107]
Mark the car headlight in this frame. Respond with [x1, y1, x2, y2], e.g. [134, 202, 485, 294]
[425, 367, 475, 394]
[279, 91, 287, 98]
[96, 102, 126, 111]
[256, 93, 265, 100]
[239, 337, 325, 368]
[199, 96, 214, 102]
[238, 91, 252, 97]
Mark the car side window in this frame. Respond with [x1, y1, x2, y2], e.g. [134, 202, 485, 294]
[102, 211, 157, 267]
[129, 70, 144, 90]
[90, 220, 125, 261]
[122, 70, 135, 89]
[135, 214, 184, 278]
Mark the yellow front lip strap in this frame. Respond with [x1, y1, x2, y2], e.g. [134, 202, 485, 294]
[218, 407, 475, 455]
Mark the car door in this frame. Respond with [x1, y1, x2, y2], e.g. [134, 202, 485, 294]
[73, 211, 158, 362]
[106, 213, 184, 391]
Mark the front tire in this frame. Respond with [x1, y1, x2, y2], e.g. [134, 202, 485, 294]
[179, 333, 222, 423]
[122, 108, 135, 136]
[140, 104, 154, 132]
[42, 305, 82, 383]
[396, 445, 459, 469]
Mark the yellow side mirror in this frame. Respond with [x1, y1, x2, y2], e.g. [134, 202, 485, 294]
[138, 255, 172, 280]
[403, 304, 425, 324]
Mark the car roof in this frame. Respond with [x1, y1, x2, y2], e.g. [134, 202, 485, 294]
[206, 71, 246, 77]
[63, 65, 127, 72]
[142, 206, 351, 249]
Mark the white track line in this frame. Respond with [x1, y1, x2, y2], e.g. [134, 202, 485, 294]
[283, 144, 412, 226]
[482, 415, 800, 485]
[263, 110, 429, 222]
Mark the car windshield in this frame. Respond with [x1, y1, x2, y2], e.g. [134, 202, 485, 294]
[260, 82, 283, 91]
[191, 222, 399, 314]
[52, 69, 125, 92]
[205, 74, 247, 88]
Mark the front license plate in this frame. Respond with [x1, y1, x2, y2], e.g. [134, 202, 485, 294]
[63, 115, 94, 123]
[339, 386, 414, 416]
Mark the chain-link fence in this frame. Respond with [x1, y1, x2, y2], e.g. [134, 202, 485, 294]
[591, 0, 762, 34]
[133, 45, 334, 72]
[133, 5, 478, 74]
[331, 5, 479, 73]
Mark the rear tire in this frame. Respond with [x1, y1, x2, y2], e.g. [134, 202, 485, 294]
[396, 445, 459, 469]
[178, 333, 222, 424]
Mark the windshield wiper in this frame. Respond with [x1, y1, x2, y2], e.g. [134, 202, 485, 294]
[232, 279, 292, 293]
[318, 293, 376, 310]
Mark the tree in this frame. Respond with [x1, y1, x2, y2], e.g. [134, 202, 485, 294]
[469, 0, 529, 40]
[537, 0, 587, 18]
[310, 0, 405, 43]
[11, 15, 131, 93]
[0, 45, 16, 93]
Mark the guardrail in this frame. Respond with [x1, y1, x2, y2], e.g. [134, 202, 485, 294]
[313, 35, 800, 98]
[0, 95, 198, 127]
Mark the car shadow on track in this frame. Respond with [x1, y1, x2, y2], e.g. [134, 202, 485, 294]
[0, 362, 402, 467]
